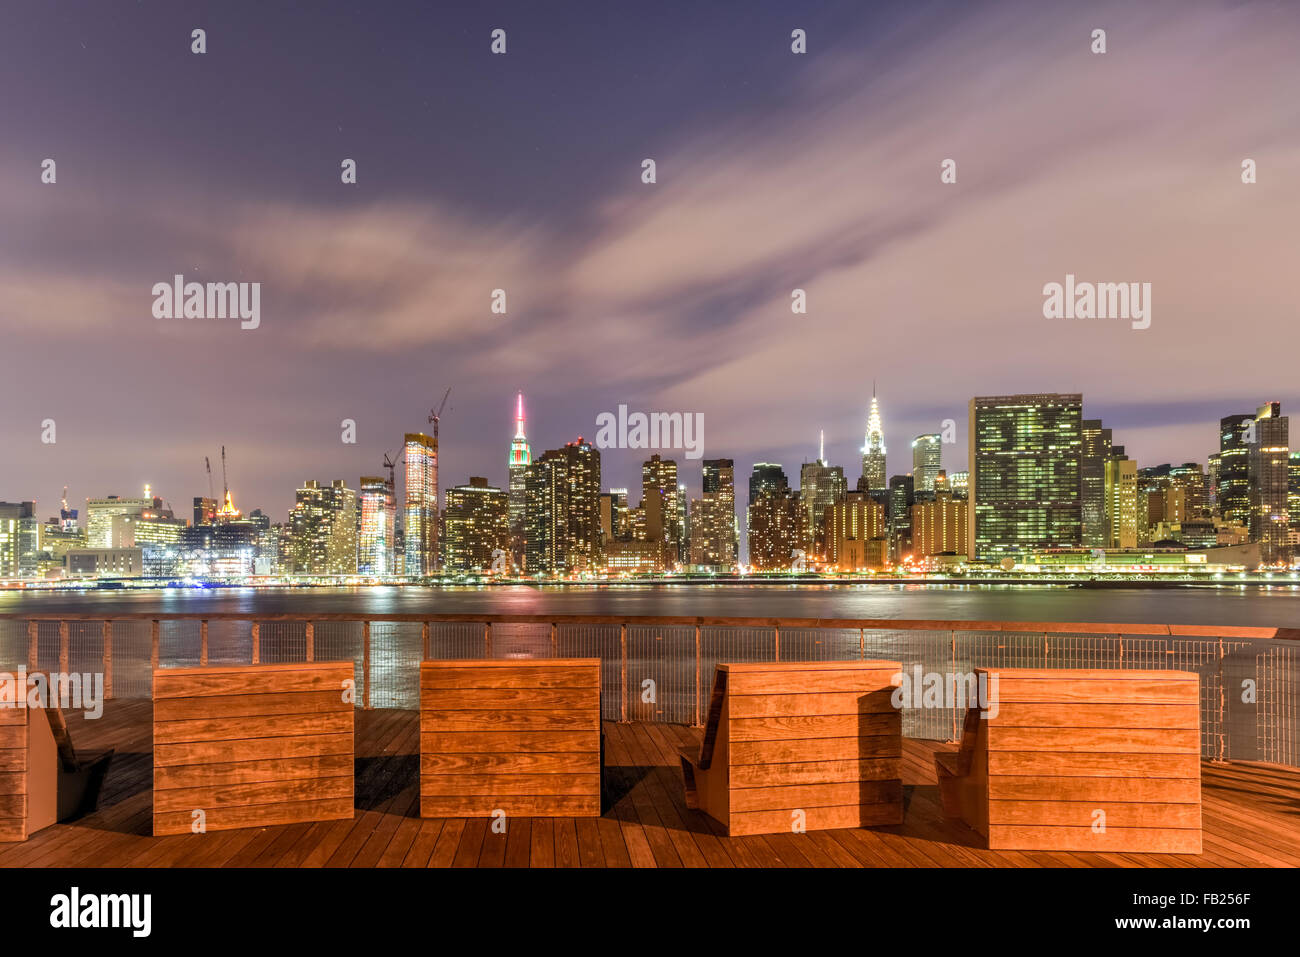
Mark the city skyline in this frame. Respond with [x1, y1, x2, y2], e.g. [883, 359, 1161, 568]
[4, 1, 1300, 525]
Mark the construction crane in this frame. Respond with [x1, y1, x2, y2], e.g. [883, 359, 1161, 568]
[382, 450, 400, 488]
[428, 387, 452, 442]
[204, 457, 215, 500]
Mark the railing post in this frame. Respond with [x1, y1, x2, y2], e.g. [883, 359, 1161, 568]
[951, 630, 958, 740]
[619, 623, 628, 723]
[306, 621, 315, 662]
[774, 624, 780, 661]
[484, 622, 492, 658]
[421, 622, 429, 660]
[860, 627, 865, 660]
[694, 624, 702, 727]
[362, 621, 371, 710]
[251, 622, 260, 665]
[58, 621, 69, 676]
[550, 623, 557, 657]
[27, 620, 37, 671]
[102, 621, 112, 700]
[1216, 637, 1226, 762]
[150, 620, 160, 672]
[200, 619, 209, 666]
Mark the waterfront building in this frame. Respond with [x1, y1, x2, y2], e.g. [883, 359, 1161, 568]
[289, 479, 358, 575]
[1080, 420, 1112, 548]
[404, 432, 438, 575]
[1105, 455, 1139, 549]
[1249, 401, 1290, 562]
[640, 454, 681, 570]
[85, 494, 152, 548]
[887, 474, 914, 562]
[968, 393, 1084, 561]
[0, 501, 39, 578]
[799, 435, 847, 560]
[1217, 414, 1254, 527]
[689, 458, 737, 572]
[825, 491, 886, 568]
[358, 474, 397, 575]
[442, 477, 510, 574]
[525, 439, 602, 576]
[912, 487, 968, 557]
[747, 487, 801, 571]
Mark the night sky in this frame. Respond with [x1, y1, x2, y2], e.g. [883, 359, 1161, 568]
[2, 0, 1298, 523]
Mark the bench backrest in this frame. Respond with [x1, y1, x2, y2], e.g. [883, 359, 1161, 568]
[0, 689, 58, 842]
[420, 659, 601, 818]
[152, 661, 355, 836]
[973, 667, 1201, 851]
[706, 660, 903, 835]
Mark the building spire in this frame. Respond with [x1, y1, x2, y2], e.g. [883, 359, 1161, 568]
[514, 391, 526, 440]
[819, 429, 825, 465]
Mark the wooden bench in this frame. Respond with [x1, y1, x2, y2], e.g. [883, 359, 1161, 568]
[678, 661, 903, 836]
[1, 673, 114, 842]
[152, 661, 355, 836]
[934, 667, 1202, 853]
[420, 659, 601, 818]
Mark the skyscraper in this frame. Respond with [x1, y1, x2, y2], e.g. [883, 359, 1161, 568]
[748, 463, 789, 503]
[0, 502, 38, 579]
[968, 393, 1084, 561]
[1080, 419, 1113, 548]
[1104, 454, 1139, 549]
[911, 487, 968, 557]
[861, 387, 887, 492]
[1249, 401, 1290, 561]
[747, 487, 801, 571]
[525, 439, 601, 576]
[442, 477, 510, 574]
[1217, 414, 1254, 528]
[799, 434, 847, 560]
[404, 431, 438, 575]
[641, 454, 681, 569]
[911, 433, 942, 495]
[507, 392, 531, 568]
[358, 474, 396, 575]
[689, 458, 737, 572]
[289, 479, 357, 575]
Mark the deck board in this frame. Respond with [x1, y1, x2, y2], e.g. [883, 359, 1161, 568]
[2, 700, 1297, 868]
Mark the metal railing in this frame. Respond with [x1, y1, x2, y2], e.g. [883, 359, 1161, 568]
[1, 613, 1296, 766]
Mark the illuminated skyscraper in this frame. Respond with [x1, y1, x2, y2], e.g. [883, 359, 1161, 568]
[911, 433, 942, 494]
[358, 474, 396, 575]
[1104, 454, 1139, 549]
[1249, 401, 1290, 561]
[443, 477, 510, 574]
[289, 479, 357, 575]
[641, 454, 681, 569]
[799, 433, 846, 560]
[968, 393, 1084, 561]
[507, 392, 531, 567]
[861, 387, 887, 492]
[1080, 419, 1112, 548]
[525, 439, 601, 576]
[689, 458, 737, 572]
[1217, 414, 1254, 527]
[404, 432, 438, 575]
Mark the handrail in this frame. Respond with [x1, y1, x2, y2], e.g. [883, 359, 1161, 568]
[1, 611, 1296, 639]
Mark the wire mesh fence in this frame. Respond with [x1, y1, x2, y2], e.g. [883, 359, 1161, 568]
[0, 615, 1295, 766]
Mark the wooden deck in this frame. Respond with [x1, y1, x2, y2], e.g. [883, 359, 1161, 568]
[2, 699, 1298, 868]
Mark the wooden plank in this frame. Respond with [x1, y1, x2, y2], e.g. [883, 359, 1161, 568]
[729, 713, 900, 741]
[726, 668, 900, 695]
[420, 666, 599, 690]
[154, 690, 349, 721]
[727, 691, 897, 718]
[154, 754, 353, 790]
[155, 732, 352, 767]
[153, 664, 353, 698]
[990, 703, 1199, 730]
[729, 780, 902, 812]
[730, 736, 901, 764]
[420, 795, 600, 817]
[728, 802, 903, 836]
[154, 775, 354, 813]
[420, 688, 598, 711]
[987, 824, 1202, 854]
[988, 775, 1201, 803]
[154, 710, 352, 745]
[418, 731, 597, 753]
[730, 758, 899, 787]
[419, 773, 600, 796]
[419, 711, 598, 732]
[990, 679, 1198, 704]
[420, 752, 598, 774]
[987, 751, 1200, 778]
[153, 798, 353, 836]
[987, 727, 1201, 753]
[988, 800, 1202, 828]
